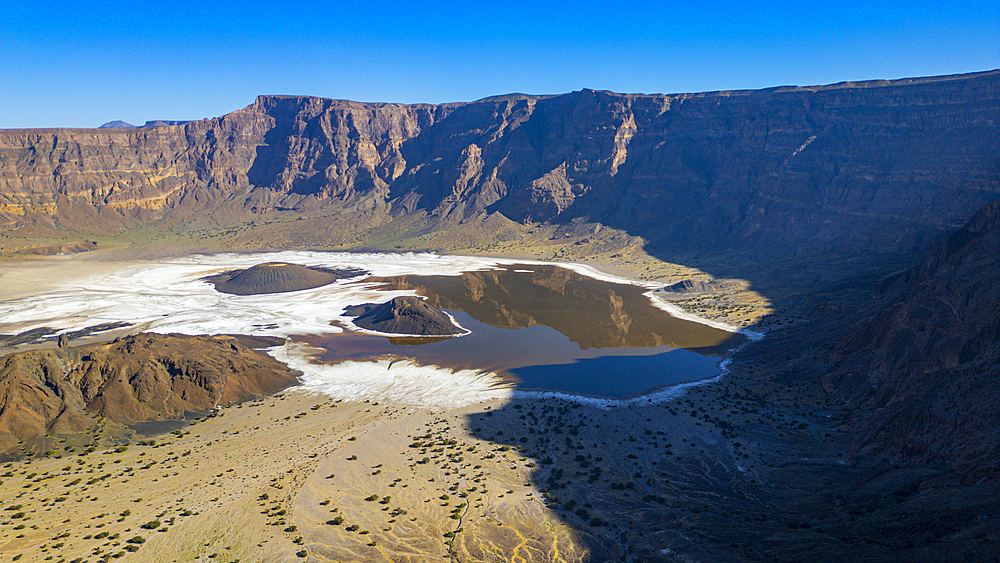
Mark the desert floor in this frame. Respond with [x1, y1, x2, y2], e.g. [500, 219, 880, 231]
[1, 360, 845, 563]
[0, 245, 805, 562]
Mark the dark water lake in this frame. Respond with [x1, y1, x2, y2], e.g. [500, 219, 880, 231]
[298, 264, 742, 399]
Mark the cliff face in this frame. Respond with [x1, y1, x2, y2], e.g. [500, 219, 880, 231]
[240, 96, 439, 213]
[809, 198, 1000, 478]
[2, 70, 998, 259]
[0, 111, 269, 229]
[0, 333, 298, 456]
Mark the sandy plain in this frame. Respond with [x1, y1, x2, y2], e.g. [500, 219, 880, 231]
[1, 376, 801, 563]
[0, 242, 788, 562]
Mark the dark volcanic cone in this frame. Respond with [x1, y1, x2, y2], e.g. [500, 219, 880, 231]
[350, 296, 464, 336]
[204, 262, 362, 295]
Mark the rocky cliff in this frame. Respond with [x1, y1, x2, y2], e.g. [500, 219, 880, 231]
[0, 333, 298, 457]
[2, 70, 998, 261]
[819, 198, 1000, 478]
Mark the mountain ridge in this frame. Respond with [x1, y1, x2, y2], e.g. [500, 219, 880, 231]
[2, 69, 998, 268]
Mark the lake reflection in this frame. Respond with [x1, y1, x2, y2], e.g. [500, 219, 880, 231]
[299, 264, 742, 398]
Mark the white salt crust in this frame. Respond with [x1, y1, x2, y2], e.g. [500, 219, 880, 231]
[0, 251, 748, 407]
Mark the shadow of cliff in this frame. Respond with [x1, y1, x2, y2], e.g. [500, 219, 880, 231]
[464, 397, 774, 562]
[463, 374, 1000, 562]
[454, 203, 1000, 562]
[246, 117, 294, 193]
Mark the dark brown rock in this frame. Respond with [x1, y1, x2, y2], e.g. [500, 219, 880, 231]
[203, 262, 363, 295]
[351, 296, 463, 336]
[0, 333, 298, 456]
[819, 198, 1000, 478]
[657, 279, 740, 295]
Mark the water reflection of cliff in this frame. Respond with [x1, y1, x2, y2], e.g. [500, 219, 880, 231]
[369, 264, 738, 351]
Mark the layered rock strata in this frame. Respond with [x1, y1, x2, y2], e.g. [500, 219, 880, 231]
[1, 71, 998, 261]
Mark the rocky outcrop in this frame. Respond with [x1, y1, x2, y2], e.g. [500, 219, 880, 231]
[656, 279, 741, 295]
[203, 262, 364, 295]
[822, 198, 1000, 478]
[0, 333, 298, 456]
[0, 240, 98, 256]
[2, 71, 998, 261]
[348, 296, 464, 336]
[0, 108, 271, 233]
[98, 121, 137, 129]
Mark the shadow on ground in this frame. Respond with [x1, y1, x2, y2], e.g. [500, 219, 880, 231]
[458, 237, 1000, 562]
[465, 378, 1000, 562]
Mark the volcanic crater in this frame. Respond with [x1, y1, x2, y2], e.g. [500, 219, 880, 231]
[203, 262, 365, 295]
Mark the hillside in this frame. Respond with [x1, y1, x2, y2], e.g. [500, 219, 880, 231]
[824, 198, 1000, 478]
[0, 333, 298, 458]
[2, 70, 998, 266]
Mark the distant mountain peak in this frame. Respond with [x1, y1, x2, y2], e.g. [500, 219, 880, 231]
[97, 120, 137, 129]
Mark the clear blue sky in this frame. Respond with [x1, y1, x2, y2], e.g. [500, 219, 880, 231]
[2, 0, 998, 128]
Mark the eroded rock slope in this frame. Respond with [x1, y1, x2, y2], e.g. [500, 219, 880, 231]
[823, 198, 1000, 478]
[0, 333, 298, 457]
[2, 71, 998, 261]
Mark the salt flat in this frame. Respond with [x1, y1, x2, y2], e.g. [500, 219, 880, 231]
[0, 251, 779, 563]
[1, 251, 742, 408]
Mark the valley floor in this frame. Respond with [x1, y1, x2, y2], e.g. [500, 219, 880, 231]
[3, 246, 997, 562]
[0, 376, 810, 563]
[2, 347, 998, 562]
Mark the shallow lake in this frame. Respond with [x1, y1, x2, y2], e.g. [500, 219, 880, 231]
[299, 264, 742, 399]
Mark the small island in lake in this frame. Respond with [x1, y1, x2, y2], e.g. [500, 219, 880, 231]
[345, 296, 465, 336]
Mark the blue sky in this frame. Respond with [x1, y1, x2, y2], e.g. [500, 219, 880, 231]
[2, 0, 998, 128]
